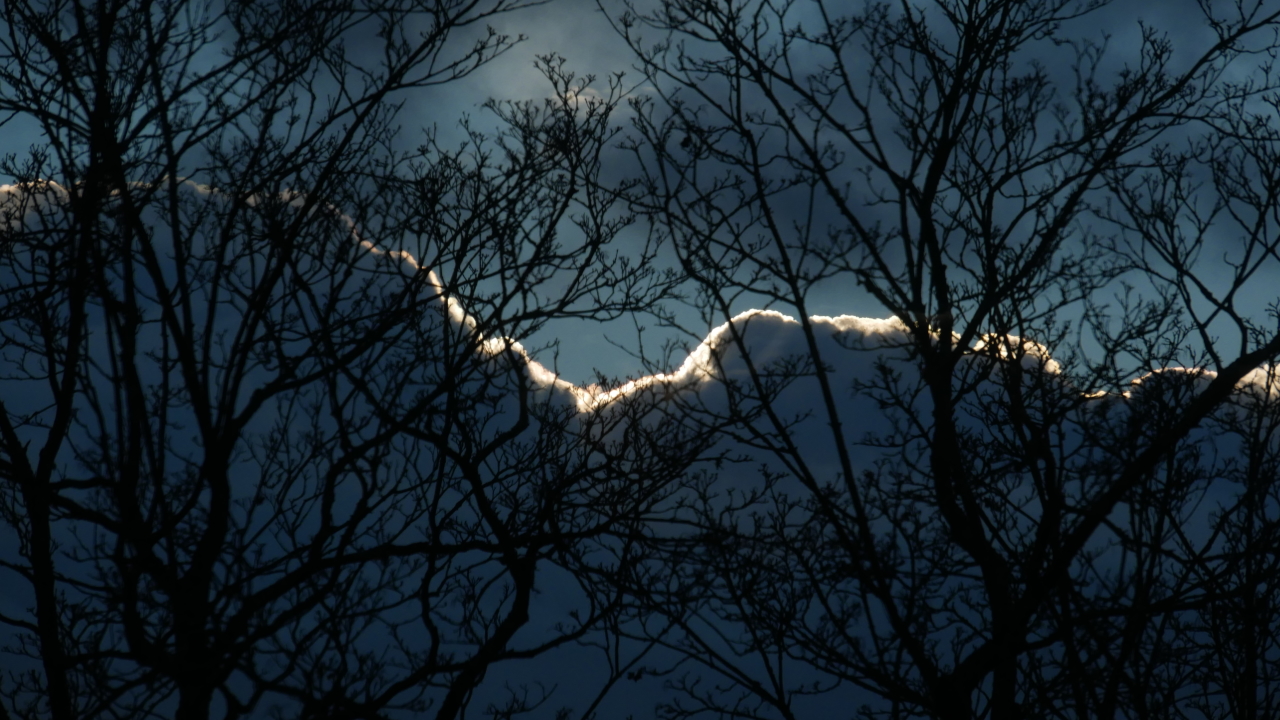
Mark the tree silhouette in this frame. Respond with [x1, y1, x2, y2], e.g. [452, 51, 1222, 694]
[606, 0, 1280, 717]
[0, 2, 686, 719]
[8, 0, 1280, 718]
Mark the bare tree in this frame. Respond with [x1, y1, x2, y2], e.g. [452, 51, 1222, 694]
[605, 0, 1280, 717]
[0, 2, 689, 719]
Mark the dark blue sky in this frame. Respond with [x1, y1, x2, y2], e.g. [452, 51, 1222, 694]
[0, 0, 1257, 386]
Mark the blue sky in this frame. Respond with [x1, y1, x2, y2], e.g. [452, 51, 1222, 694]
[0, 0, 1250, 386]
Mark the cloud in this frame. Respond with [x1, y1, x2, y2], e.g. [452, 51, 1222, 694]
[6, 176, 1279, 720]
[8, 178, 1274, 422]
[0, 180, 71, 230]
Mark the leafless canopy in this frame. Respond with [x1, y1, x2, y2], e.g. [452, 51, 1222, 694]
[608, 0, 1280, 718]
[0, 2, 688, 719]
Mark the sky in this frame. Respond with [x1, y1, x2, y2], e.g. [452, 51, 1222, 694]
[0, 0, 667, 384]
[4, 0, 1280, 718]
[0, 0, 1252, 386]
[417, 0, 1276, 387]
